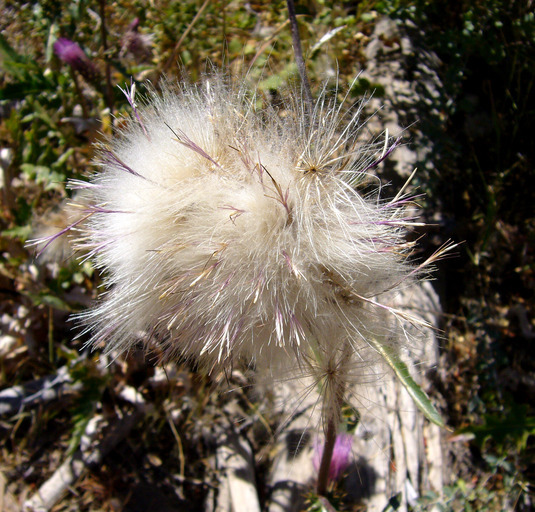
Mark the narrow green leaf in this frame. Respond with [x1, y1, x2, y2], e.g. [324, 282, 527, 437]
[45, 22, 59, 63]
[26, 292, 73, 312]
[0, 33, 23, 63]
[2, 225, 32, 240]
[310, 26, 346, 55]
[368, 337, 445, 428]
[381, 492, 402, 512]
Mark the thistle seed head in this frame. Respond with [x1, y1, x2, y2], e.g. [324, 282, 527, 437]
[43, 76, 424, 381]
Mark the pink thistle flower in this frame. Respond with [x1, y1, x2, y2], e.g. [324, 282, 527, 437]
[313, 433, 353, 482]
[54, 38, 100, 83]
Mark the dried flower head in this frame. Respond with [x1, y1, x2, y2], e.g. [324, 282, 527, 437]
[119, 18, 153, 62]
[32, 76, 440, 403]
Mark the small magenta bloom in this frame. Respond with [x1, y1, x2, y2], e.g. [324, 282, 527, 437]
[313, 433, 353, 482]
[54, 38, 99, 82]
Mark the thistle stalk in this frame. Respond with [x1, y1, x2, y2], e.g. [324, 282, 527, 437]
[316, 407, 339, 495]
[314, 338, 351, 496]
[98, 0, 114, 117]
[286, 0, 313, 116]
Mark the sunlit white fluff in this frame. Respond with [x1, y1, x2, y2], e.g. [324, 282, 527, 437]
[39, 77, 425, 388]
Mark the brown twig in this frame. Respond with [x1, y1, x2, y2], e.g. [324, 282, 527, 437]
[0, 365, 82, 416]
[161, 0, 211, 76]
[286, 0, 313, 116]
[70, 69, 90, 119]
[23, 386, 148, 512]
[247, 19, 291, 72]
[98, 0, 114, 118]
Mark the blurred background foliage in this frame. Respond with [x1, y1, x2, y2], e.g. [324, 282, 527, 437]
[0, 0, 534, 510]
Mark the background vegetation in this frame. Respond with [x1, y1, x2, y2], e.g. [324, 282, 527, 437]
[0, 0, 533, 510]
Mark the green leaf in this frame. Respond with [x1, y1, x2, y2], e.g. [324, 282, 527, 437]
[0, 81, 49, 100]
[45, 22, 60, 63]
[25, 291, 73, 312]
[341, 402, 361, 433]
[310, 26, 346, 56]
[456, 404, 535, 451]
[2, 225, 32, 241]
[0, 34, 53, 100]
[0, 33, 25, 67]
[381, 492, 402, 512]
[368, 337, 445, 428]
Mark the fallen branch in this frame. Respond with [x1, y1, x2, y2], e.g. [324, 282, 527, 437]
[0, 365, 82, 416]
[208, 402, 261, 512]
[23, 386, 147, 512]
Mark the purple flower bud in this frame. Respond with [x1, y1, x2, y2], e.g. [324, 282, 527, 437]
[128, 17, 140, 31]
[54, 38, 100, 83]
[313, 433, 353, 482]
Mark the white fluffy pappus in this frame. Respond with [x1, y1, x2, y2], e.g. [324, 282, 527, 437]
[36, 76, 433, 397]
